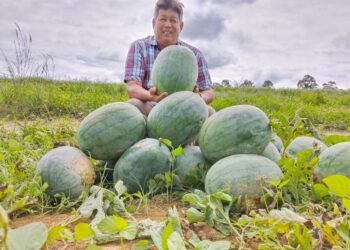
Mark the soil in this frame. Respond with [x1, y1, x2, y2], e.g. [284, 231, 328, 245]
[10, 198, 170, 249]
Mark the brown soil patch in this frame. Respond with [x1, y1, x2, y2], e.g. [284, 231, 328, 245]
[10, 196, 182, 250]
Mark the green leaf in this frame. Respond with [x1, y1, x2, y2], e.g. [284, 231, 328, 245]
[131, 240, 151, 250]
[97, 215, 128, 235]
[74, 223, 94, 241]
[186, 207, 205, 223]
[342, 198, 350, 213]
[160, 138, 173, 148]
[336, 223, 350, 243]
[269, 208, 307, 223]
[114, 180, 128, 196]
[207, 241, 231, 250]
[0, 153, 4, 161]
[167, 231, 186, 250]
[8, 222, 48, 250]
[182, 193, 203, 205]
[211, 192, 232, 202]
[120, 221, 138, 240]
[62, 228, 74, 242]
[150, 229, 163, 250]
[323, 175, 350, 197]
[172, 146, 184, 158]
[278, 179, 290, 189]
[312, 183, 329, 200]
[205, 206, 215, 227]
[162, 222, 174, 250]
[47, 225, 66, 244]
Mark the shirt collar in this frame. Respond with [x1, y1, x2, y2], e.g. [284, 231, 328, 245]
[149, 35, 183, 48]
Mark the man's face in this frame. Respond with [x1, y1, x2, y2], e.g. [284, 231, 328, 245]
[153, 8, 183, 49]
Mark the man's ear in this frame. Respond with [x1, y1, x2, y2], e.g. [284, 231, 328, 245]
[152, 18, 156, 29]
[180, 21, 184, 31]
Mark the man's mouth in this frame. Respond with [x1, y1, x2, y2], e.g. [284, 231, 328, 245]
[162, 31, 172, 35]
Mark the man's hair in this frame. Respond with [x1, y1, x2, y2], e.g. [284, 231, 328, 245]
[154, 0, 184, 21]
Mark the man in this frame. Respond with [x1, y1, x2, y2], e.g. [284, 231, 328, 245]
[124, 0, 214, 116]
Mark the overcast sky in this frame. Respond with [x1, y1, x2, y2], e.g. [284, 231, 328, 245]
[0, 0, 349, 88]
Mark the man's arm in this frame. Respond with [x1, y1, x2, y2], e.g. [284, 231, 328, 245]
[126, 80, 168, 102]
[199, 88, 214, 104]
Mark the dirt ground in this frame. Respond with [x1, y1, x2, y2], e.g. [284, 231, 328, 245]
[10, 198, 175, 250]
[10, 195, 225, 250]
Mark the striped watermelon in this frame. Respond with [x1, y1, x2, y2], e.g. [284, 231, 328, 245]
[147, 91, 208, 147]
[77, 102, 146, 160]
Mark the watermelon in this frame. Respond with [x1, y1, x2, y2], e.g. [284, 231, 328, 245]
[151, 45, 198, 95]
[36, 146, 95, 198]
[147, 91, 208, 147]
[314, 142, 350, 181]
[285, 136, 327, 159]
[262, 142, 281, 163]
[174, 146, 211, 188]
[113, 138, 172, 193]
[205, 154, 283, 198]
[199, 105, 272, 163]
[77, 102, 146, 160]
[271, 133, 284, 153]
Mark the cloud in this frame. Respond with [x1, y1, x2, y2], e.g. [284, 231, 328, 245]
[182, 14, 225, 40]
[202, 0, 257, 6]
[332, 32, 350, 50]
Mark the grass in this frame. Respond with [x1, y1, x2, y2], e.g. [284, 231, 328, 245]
[0, 78, 127, 120]
[1, 78, 350, 130]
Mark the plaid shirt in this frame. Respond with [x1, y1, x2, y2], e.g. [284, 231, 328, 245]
[124, 35, 212, 91]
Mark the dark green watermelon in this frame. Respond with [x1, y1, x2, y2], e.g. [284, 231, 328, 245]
[36, 146, 95, 198]
[174, 146, 211, 188]
[262, 142, 281, 163]
[113, 138, 172, 193]
[285, 136, 327, 159]
[151, 45, 198, 95]
[147, 91, 208, 147]
[205, 154, 283, 198]
[77, 102, 146, 160]
[314, 142, 350, 181]
[199, 105, 272, 163]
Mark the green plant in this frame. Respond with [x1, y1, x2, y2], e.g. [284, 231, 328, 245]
[0, 23, 54, 79]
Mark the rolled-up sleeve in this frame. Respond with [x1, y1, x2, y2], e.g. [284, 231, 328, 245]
[196, 51, 212, 91]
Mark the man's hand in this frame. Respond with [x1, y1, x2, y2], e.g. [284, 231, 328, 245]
[149, 87, 168, 102]
[126, 81, 168, 102]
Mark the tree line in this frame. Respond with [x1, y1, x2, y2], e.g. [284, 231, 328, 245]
[215, 75, 339, 89]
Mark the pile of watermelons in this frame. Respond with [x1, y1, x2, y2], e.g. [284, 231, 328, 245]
[36, 45, 350, 202]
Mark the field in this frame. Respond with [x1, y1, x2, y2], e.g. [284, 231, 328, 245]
[1, 78, 350, 249]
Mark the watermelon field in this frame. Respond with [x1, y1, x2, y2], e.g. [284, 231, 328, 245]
[1, 78, 350, 249]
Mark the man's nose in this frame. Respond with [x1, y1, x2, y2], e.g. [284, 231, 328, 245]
[164, 20, 172, 27]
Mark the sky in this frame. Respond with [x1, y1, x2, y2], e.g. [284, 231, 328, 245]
[0, 0, 350, 89]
